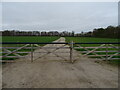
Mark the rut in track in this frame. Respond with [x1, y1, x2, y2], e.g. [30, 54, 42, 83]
[2, 37, 118, 88]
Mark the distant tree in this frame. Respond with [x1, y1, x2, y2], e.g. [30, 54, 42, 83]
[72, 31, 75, 36]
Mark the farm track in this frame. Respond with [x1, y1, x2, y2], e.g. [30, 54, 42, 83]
[2, 37, 118, 88]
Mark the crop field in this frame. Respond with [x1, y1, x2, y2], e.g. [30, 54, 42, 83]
[65, 37, 120, 65]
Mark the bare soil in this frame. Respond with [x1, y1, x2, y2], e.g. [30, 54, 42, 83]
[2, 37, 118, 88]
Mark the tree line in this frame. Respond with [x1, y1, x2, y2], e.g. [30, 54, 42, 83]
[1, 30, 75, 37]
[76, 25, 120, 38]
[1, 25, 120, 38]
[92, 25, 120, 38]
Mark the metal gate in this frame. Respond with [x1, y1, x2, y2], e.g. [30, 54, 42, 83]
[1, 42, 120, 63]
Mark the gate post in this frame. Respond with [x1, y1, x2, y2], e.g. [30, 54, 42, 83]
[31, 44, 34, 62]
[70, 41, 73, 63]
[106, 44, 108, 60]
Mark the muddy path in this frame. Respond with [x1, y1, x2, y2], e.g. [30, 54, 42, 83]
[2, 37, 118, 88]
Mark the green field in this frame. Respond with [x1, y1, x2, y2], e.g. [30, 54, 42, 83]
[2, 36, 60, 42]
[65, 37, 120, 65]
[2, 36, 60, 47]
[66, 37, 119, 46]
[65, 37, 119, 42]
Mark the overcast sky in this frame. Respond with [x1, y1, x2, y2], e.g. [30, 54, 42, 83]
[2, 2, 118, 33]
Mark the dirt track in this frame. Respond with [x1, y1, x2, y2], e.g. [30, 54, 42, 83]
[2, 37, 118, 88]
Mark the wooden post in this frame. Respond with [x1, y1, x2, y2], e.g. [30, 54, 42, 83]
[70, 41, 73, 63]
[31, 44, 34, 62]
[106, 44, 108, 60]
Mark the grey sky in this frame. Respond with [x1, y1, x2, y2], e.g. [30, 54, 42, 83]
[2, 2, 118, 33]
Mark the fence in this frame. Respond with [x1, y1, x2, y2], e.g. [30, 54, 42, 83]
[0, 42, 120, 63]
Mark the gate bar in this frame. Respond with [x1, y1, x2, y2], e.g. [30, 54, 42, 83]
[1, 42, 120, 44]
